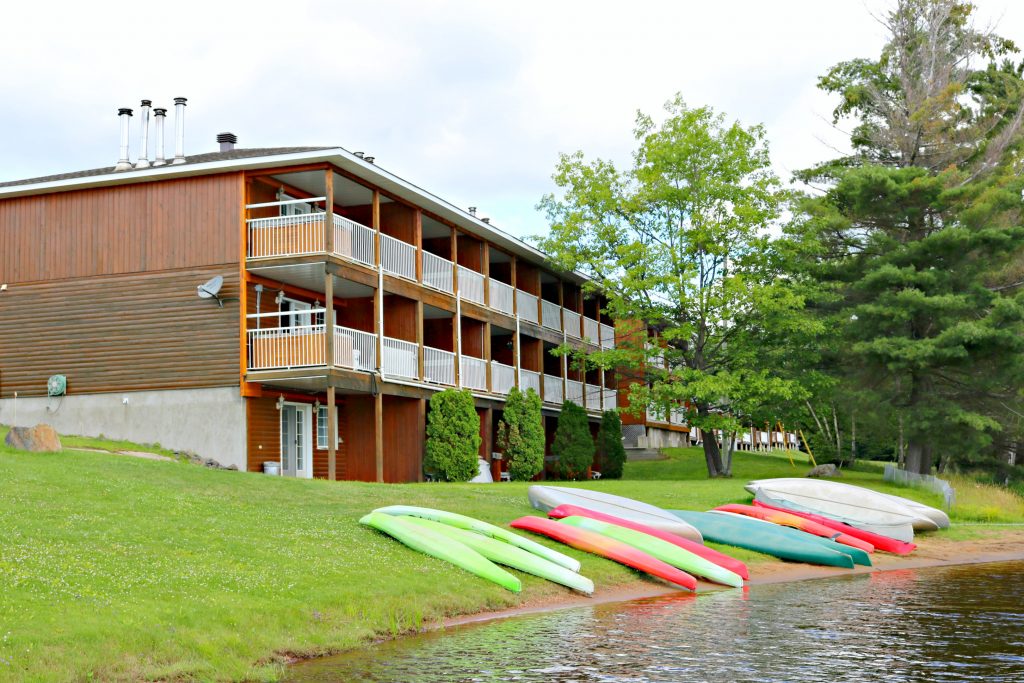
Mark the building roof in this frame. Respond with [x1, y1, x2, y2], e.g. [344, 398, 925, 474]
[0, 145, 588, 284]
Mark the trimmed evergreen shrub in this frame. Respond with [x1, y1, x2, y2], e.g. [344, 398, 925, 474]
[552, 401, 595, 480]
[498, 387, 545, 481]
[598, 410, 626, 479]
[424, 388, 481, 482]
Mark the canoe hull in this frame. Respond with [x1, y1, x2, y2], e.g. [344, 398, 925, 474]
[752, 500, 916, 555]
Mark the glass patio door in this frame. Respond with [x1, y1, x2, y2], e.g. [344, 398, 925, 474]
[280, 404, 312, 478]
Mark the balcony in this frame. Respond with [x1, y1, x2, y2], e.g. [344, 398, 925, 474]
[247, 323, 376, 371]
[602, 387, 617, 410]
[541, 299, 562, 330]
[423, 346, 456, 385]
[516, 290, 539, 324]
[491, 360, 516, 395]
[519, 368, 542, 395]
[381, 234, 417, 281]
[583, 317, 600, 344]
[423, 252, 454, 294]
[543, 374, 563, 404]
[382, 336, 418, 379]
[600, 323, 615, 349]
[489, 279, 514, 315]
[460, 355, 488, 391]
[563, 309, 581, 339]
[585, 383, 603, 412]
[566, 379, 584, 405]
[458, 266, 486, 305]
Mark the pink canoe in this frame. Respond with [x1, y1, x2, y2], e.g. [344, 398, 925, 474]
[752, 500, 916, 555]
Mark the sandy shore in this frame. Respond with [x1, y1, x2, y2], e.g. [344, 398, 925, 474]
[445, 528, 1024, 629]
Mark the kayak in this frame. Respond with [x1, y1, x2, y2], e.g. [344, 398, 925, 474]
[745, 478, 934, 540]
[876, 492, 951, 529]
[374, 504, 580, 572]
[558, 515, 743, 587]
[752, 489, 917, 543]
[401, 517, 594, 594]
[547, 503, 749, 579]
[527, 486, 703, 542]
[670, 510, 856, 569]
[510, 515, 697, 590]
[715, 503, 874, 553]
[359, 512, 521, 592]
[752, 499, 917, 555]
[712, 511, 872, 567]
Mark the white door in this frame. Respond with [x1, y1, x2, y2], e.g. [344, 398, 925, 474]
[280, 403, 313, 478]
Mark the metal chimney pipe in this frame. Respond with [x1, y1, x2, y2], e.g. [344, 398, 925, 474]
[152, 108, 167, 166]
[171, 97, 187, 164]
[114, 108, 133, 171]
[135, 100, 152, 169]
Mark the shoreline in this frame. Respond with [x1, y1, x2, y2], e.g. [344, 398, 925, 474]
[443, 530, 1024, 628]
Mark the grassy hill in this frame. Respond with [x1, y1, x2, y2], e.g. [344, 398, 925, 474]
[1, 431, 1020, 681]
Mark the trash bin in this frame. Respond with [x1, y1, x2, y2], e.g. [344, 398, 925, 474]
[262, 461, 281, 476]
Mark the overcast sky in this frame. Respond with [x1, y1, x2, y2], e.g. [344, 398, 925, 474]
[2, 0, 1021, 241]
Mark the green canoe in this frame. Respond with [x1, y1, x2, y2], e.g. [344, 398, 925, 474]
[359, 512, 521, 592]
[711, 512, 872, 566]
[671, 510, 857, 569]
[402, 517, 594, 594]
[374, 505, 581, 572]
[559, 515, 743, 587]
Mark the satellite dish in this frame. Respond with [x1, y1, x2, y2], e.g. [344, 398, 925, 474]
[197, 275, 225, 306]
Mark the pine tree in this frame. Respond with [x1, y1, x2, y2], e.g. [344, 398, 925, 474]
[498, 387, 545, 481]
[552, 401, 595, 480]
[597, 410, 627, 479]
[424, 388, 481, 482]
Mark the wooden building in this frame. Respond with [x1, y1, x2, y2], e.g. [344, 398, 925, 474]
[0, 112, 620, 482]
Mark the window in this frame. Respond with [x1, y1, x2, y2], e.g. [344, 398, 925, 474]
[317, 406, 339, 449]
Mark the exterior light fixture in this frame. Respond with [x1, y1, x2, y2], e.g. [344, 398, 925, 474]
[276, 394, 285, 410]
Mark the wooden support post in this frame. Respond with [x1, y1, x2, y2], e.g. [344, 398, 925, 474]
[414, 209, 423, 283]
[325, 269, 335, 369]
[482, 242, 490, 306]
[484, 321, 492, 392]
[450, 227, 458, 296]
[327, 385, 337, 480]
[375, 392, 384, 483]
[324, 169, 334, 254]
[417, 300, 425, 381]
[510, 255, 517, 315]
[454, 297, 462, 386]
[417, 398, 426, 483]
[373, 190, 383, 373]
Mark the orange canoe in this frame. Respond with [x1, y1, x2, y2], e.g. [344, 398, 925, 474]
[715, 503, 874, 553]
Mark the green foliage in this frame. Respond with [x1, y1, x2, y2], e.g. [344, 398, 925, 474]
[536, 94, 804, 477]
[597, 410, 626, 479]
[551, 401, 595, 480]
[498, 387, 545, 481]
[424, 389, 481, 482]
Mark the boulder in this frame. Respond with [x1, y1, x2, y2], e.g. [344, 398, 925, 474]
[807, 463, 841, 478]
[5, 424, 62, 452]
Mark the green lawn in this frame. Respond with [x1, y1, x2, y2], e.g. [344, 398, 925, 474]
[1, 435, 1021, 681]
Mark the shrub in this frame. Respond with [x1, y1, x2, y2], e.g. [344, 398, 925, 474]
[424, 388, 481, 482]
[597, 410, 626, 479]
[552, 401, 595, 480]
[498, 387, 544, 481]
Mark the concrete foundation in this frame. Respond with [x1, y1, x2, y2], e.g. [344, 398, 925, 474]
[0, 386, 246, 469]
[644, 427, 690, 449]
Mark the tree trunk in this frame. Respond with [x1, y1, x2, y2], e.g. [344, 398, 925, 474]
[850, 412, 857, 465]
[697, 403, 725, 477]
[722, 431, 736, 476]
[905, 440, 933, 475]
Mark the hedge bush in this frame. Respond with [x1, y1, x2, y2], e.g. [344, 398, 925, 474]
[498, 387, 544, 481]
[424, 388, 481, 482]
[552, 400, 594, 480]
[597, 410, 626, 479]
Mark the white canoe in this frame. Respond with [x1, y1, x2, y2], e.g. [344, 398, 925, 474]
[745, 478, 936, 542]
[527, 485, 704, 543]
[877, 492, 951, 529]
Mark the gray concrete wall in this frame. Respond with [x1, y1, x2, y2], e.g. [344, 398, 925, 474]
[644, 427, 689, 449]
[0, 387, 246, 470]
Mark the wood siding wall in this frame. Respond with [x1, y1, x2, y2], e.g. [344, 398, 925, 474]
[0, 267, 240, 397]
[0, 173, 242, 284]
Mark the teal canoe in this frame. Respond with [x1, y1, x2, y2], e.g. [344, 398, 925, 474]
[374, 505, 581, 572]
[402, 517, 594, 594]
[359, 512, 522, 592]
[559, 515, 743, 587]
[671, 510, 857, 568]
[710, 512, 871, 567]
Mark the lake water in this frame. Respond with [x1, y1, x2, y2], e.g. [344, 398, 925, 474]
[289, 561, 1024, 682]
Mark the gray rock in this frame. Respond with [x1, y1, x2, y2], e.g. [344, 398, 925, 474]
[807, 463, 841, 478]
[5, 424, 62, 452]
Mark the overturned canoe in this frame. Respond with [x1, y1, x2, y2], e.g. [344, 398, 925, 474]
[374, 504, 580, 572]
[752, 499, 916, 555]
[715, 503, 874, 553]
[547, 503, 749, 579]
[670, 510, 857, 569]
[527, 486, 703, 542]
[558, 515, 743, 587]
[876, 492, 951, 530]
[402, 517, 594, 594]
[359, 512, 521, 592]
[510, 515, 698, 590]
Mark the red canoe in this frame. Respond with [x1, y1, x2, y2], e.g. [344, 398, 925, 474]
[716, 503, 875, 553]
[547, 504, 749, 580]
[509, 516, 697, 590]
[752, 499, 917, 555]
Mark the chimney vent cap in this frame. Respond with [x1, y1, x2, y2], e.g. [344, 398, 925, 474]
[353, 151, 364, 158]
[118, 108, 133, 116]
[482, 217, 491, 224]
[364, 156, 375, 164]
[173, 97, 188, 105]
[140, 99, 152, 107]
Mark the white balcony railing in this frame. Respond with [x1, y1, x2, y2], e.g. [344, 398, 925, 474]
[563, 309, 581, 339]
[422, 252, 454, 294]
[381, 234, 416, 280]
[602, 388, 617, 411]
[519, 368, 542, 396]
[334, 326, 376, 371]
[542, 374, 563, 404]
[247, 325, 325, 369]
[566, 379, 584, 405]
[516, 290, 539, 324]
[491, 361, 516, 395]
[458, 266, 486, 305]
[334, 215, 375, 267]
[460, 355, 488, 391]
[585, 383, 603, 411]
[671, 408, 687, 426]
[423, 346, 456, 385]
[489, 279, 514, 315]
[583, 317, 600, 344]
[383, 336, 419, 379]
[541, 300, 562, 331]
[247, 213, 325, 259]
[600, 323, 615, 349]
